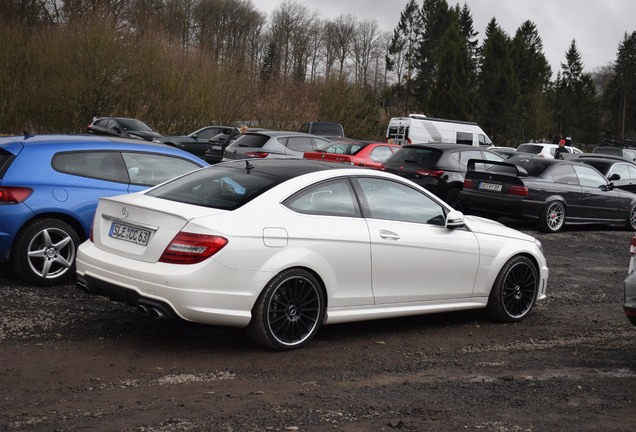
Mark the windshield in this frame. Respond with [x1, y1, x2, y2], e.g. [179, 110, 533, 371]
[117, 119, 153, 131]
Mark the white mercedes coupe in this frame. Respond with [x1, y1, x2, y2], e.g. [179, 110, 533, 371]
[76, 159, 548, 350]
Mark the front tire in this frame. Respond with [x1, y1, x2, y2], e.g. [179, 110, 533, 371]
[12, 218, 81, 286]
[487, 256, 538, 322]
[627, 205, 636, 230]
[247, 268, 325, 350]
[445, 187, 462, 210]
[538, 201, 565, 233]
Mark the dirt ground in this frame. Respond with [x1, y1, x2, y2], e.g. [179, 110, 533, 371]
[1, 220, 635, 432]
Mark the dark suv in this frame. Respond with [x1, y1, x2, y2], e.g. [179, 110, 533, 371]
[299, 121, 345, 138]
[381, 143, 504, 208]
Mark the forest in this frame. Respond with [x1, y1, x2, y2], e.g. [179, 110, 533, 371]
[1, 0, 635, 145]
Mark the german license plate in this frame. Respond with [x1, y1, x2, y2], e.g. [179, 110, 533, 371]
[478, 181, 502, 192]
[109, 222, 151, 246]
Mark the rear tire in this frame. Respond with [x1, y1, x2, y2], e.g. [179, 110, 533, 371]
[487, 256, 538, 322]
[12, 218, 81, 286]
[247, 268, 325, 350]
[538, 201, 565, 233]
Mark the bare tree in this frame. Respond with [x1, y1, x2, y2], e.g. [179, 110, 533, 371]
[352, 18, 379, 87]
[330, 14, 356, 79]
[268, 0, 317, 80]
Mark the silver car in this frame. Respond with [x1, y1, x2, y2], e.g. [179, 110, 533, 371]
[624, 233, 636, 325]
[222, 130, 332, 161]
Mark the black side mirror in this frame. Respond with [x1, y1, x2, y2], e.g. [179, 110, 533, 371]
[609, 173, 621, 181]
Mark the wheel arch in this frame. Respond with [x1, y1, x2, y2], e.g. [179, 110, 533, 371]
[9, 212, 88, 261]
[258, 265, 329, 313]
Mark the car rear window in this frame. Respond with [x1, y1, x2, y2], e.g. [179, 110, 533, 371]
[146, 165, 280, 210]
[232, 133, 270, 148]
[513, 159, 550, 177]
[385, 147, 442, 168]
[516, 144, 542, 155]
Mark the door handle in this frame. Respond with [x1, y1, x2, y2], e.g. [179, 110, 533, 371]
[379, 229, 400, 240]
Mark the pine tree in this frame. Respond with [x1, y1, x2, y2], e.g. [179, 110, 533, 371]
[385, 0, 421, 114]
[553, 40, 600, 143]
[606, 31, 636, 140]
[511, 20, 551, 141]
[477, 18, 519, 145]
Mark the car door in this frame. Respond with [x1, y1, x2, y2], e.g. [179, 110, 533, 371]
[283, 177, 373, 306]
[354, 176, 480, 304]
[572, 164, 624, 223]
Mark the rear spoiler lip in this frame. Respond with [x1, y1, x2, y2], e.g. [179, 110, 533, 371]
[466, 159, 529, 178]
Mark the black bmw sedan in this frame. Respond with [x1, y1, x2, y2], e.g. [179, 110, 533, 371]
[458, 156, 636, 233]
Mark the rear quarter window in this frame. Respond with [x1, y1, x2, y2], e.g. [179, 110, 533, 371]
[0, 148, 14, 177]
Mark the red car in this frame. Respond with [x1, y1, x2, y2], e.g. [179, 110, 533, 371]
[304, 140, 401, 170]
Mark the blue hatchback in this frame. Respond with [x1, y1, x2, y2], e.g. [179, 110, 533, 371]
[0, 134, 207, 286]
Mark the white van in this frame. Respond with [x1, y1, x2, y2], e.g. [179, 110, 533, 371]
[386, 114, 493, 147]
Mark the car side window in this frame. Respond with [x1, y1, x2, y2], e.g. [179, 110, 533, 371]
[122, 152, 201, 186]
[627, 165, 636, 180]
[550, 164, 578, 184]
[312, 138, 331, 149]
[52, 151, 128, 183]
[284, 178, 361, 217]
[609, 164, 630, 180]
[572, 165, 608, 188]
[456, 132, 472, 145]
[356, 177, 446, 226]
[286, 137, 315, 152]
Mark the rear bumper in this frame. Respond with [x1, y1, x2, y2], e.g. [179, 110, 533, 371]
[624, 270, 636, 325]
[76, 241, 265, 328]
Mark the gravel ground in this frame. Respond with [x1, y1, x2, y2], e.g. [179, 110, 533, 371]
[1, 221, 635, 431]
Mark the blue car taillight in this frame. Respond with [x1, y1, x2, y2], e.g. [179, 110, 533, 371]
[0, 187, 33, 204]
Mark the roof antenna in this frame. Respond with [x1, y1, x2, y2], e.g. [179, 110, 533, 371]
[23, 130, 33, 139]
[245, 160, 254, 173]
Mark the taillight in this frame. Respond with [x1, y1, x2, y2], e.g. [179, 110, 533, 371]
[0, 187, 33, 204]
[508, 185, 529, 196]
[630, 235, 636, 255]
[245, 151, 269, 158]
[464, 179, 474, 189]
[159, 232, 228, 264]
[416, 169, 445, 177]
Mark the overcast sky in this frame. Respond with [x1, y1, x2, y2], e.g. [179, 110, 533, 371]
[257, 0, 636, 74]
